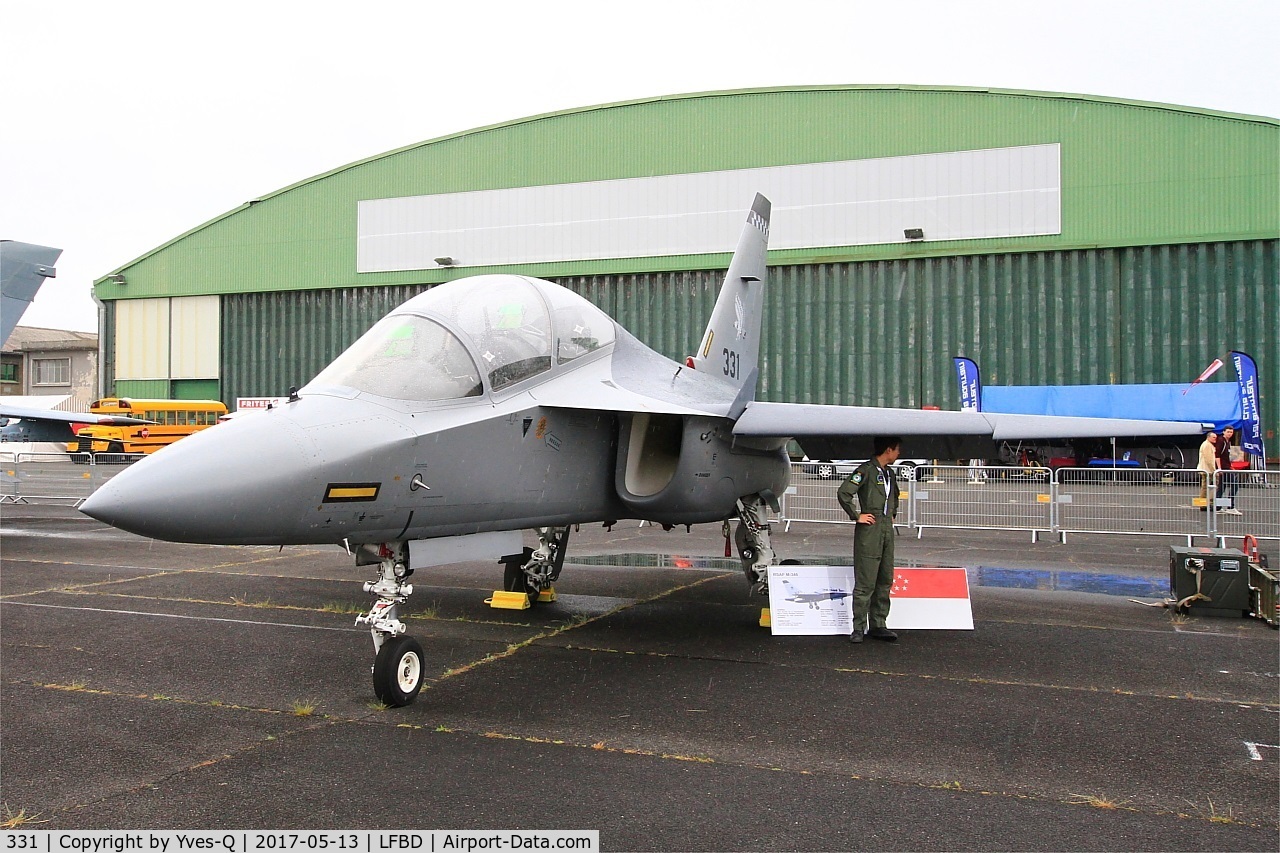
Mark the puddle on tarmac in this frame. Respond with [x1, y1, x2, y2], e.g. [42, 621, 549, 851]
[569, 553, 1167, 598]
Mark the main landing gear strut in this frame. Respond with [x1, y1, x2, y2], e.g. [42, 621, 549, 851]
[354, 541, 424, 706]
[501, 526, 571, 602]
[734, 492, 778, 596]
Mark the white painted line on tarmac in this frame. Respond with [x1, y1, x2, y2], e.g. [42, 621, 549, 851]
[1243, 741, 1278, 761]
[0, 600, 361, 632]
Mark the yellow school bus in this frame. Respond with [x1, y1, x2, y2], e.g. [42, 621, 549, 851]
[69, 398, 228, 455]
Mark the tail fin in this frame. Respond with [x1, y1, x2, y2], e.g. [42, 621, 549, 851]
[688, 194, 770, 406]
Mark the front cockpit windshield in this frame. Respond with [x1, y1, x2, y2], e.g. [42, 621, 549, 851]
[304, 276, 615, 402]
[443, 277, 554, 390]
[427, 276, 616, 389]
[307, 315, 482, 401]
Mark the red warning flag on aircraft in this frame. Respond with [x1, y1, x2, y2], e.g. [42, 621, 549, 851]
[1183, 358, 1224, 394]
[887, 568, 973, 630]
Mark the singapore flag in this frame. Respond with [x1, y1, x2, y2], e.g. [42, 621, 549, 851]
[886, 568, 974, 630]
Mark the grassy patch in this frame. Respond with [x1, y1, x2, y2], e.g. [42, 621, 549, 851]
[1, 804, 45, 828]
[320, 601, 363, 614]
[1068, 792, 1127, 810]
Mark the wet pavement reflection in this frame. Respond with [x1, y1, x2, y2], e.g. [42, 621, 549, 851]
[569, 553, 1168, 597]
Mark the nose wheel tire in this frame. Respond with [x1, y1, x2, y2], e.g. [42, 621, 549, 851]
[373, 635, 424, 706]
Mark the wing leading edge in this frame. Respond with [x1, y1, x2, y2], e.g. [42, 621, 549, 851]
[733, 400, 1208, 443]
[0, 405, 153, 427]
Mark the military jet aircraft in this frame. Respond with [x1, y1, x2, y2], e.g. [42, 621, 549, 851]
[780, 580, 852, 609]
[80, 194, 1205, 706]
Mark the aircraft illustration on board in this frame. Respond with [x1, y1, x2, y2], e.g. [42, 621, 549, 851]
[780, 580, 852, 609]
[80, 194, 1206, 706]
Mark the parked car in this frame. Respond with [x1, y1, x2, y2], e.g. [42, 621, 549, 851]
[800, 457, 931, 480]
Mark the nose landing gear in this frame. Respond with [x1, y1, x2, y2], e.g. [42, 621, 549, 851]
[355, 542, 424, 706]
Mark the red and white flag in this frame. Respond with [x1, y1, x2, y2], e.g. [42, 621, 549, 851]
[886, 568, 973, 630]
[1183, 358, 1224, 395]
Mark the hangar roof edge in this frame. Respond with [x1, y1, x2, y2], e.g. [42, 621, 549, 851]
[95, 84, 1278, 284]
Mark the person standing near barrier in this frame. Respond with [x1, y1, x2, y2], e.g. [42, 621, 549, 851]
[1196, 431, 1218, 511]
[837, 436, 901, 644]
[1217, 425, 1243, 514]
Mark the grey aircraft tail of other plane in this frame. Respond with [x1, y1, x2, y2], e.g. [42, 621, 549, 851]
[0, 242, 159, 443]
[1, 240, 62, 348]
[79, 194, 1207, 706]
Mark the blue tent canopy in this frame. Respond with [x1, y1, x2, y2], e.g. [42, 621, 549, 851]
[983, 383, 1240, 433]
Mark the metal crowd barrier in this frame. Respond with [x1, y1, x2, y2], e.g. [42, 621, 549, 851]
[780, 463, 1280, 543]
[0, 452, 140, 506]
[1, 454, 1276, 545]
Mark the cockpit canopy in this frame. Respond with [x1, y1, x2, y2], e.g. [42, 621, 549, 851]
[305, 275, 615, 402]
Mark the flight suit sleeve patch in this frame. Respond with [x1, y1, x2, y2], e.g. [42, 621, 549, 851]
[850, 472, 864, 485]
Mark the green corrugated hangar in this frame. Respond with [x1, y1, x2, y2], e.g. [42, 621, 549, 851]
[93, 85, 1279, 442]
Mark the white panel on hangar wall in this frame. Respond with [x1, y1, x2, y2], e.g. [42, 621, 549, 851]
[357, 144, 1061, 273]
[169, 295, 219, 379]
[115, 298, 171, 380]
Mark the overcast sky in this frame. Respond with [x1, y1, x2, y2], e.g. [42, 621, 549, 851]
[5, 0, 1277, 334]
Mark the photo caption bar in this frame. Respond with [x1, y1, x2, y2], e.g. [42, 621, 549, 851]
[0, 832, 599, 853]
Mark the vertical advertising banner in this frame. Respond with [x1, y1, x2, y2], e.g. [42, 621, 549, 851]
[1230, 350, 1265, 459]
[953, 357, 982, 412]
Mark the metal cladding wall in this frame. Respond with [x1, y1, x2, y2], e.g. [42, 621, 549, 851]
[211, 239, 1275, 426]
[221, 286, 428, 403]
[97, 86, 1279, 444]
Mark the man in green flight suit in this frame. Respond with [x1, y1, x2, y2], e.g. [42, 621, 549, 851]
[836, 436, 902, 643]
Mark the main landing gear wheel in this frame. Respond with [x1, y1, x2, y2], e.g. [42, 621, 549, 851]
[502, 548, 541, 603]
[373, 635, 424, 707]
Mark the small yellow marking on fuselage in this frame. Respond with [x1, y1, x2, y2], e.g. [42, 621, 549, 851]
[323, 483, 381, 502]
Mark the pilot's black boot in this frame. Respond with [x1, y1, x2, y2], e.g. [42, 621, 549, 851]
[848, 628, 864, 644]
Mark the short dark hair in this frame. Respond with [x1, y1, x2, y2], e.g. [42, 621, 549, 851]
[873, 436, 902, 457]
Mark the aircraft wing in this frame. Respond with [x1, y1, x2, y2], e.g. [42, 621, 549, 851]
[733, 401, 1208, 441]
[528, 380, 723, 416]
[524, 339, 732, 417]
[0, 404, 153, 426]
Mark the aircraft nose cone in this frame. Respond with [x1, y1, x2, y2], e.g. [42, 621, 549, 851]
[80, 413, 320, 543]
